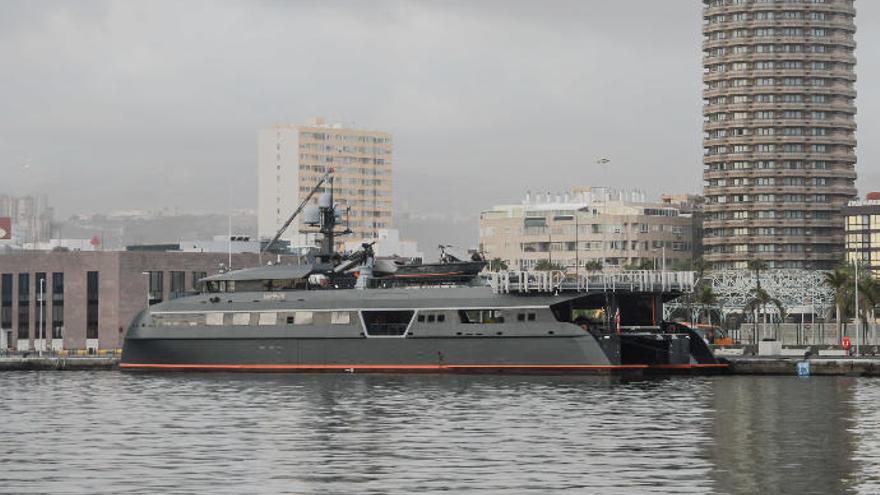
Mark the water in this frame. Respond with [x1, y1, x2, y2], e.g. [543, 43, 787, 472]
[1, 373, 879, 495]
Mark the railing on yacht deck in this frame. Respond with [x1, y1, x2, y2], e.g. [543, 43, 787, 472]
[489, 270, 696, 294]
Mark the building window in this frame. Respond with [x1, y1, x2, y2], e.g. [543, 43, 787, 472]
[52, 273, 64, 339]
[87, 271, 99, 340]
[191, 272, 207, 291]
[170, 271, 185, 300]
[18, 273, 29, 339]
[148, 271, 163, 305]
[35, 272, 47, 340]
[1, 274, 11, 330]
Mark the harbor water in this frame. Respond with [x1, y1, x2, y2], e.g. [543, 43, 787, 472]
[2, 372, 879, 494]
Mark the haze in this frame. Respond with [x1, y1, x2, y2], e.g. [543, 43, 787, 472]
[2, 1, 879, 247]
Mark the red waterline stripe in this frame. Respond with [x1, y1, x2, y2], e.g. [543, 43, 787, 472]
[119, 363, 652, 371]
[650, 363, 729, 369]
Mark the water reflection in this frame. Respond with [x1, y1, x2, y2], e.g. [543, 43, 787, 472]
[0, 372, 878, 494]
[708, 376, 860, 495]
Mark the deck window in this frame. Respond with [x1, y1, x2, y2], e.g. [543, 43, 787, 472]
[362, 310, 413, 337]
[232, 313, 251, 326]
[259, 312, 277, 326]
[459, 309, 505, 324]
[294, 311, 313, 325]
[154, 313, 203, 327]
[206, 313, 224, 326]
[331, 312, 351, 325]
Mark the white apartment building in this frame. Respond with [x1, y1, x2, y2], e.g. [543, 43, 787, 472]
[258, 117, 393, 249]
[480, 188, 697, 272]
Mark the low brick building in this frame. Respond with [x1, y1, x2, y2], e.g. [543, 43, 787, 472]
[0, 251, 283, 352]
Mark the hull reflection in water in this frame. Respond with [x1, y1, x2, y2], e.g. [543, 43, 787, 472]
[3, 373, 880, 494]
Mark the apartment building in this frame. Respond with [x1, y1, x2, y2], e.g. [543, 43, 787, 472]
[479, 189, 696, 272]
[702, 0, 857, 269]
[257, 118, 392, 250]
[844, 193, 880, 277]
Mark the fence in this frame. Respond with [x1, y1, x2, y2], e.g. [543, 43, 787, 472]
[732, 322, 880, 347]
[491, 270, 696, 294]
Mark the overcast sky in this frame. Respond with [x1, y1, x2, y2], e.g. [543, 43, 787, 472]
[2, 1, 878, 225]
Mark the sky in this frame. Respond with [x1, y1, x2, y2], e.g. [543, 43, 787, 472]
[2, 0, 879, 240]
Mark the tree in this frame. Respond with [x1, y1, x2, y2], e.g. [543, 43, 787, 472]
[747, 259, 769, 290]
[583, 260, 603, 271]
[857, 274, 880, 342]
[823, 267, 851, 341]
[745, 259, 770, 342]
[692, 256, 708, 280]
[622, 259, 654, 271]
[533, 259, 565, 271]
[744, 287, 785, 342]
[487, 258, 509, 272]
[694, 284, 718, 326]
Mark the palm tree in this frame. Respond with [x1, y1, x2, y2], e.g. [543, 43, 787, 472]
[694, 284, 718, 326]
[745, 259, 769, 342]
[823, 267, 851, 341]
[857, 275, 880, 344]
[487, 258, 509, 272]
[533, 259, 565, 271]
[692, 256, 708, 281]
[744, 287, 785, 342]
[583, 260, 603, 271]
[747, 259, 769, 290]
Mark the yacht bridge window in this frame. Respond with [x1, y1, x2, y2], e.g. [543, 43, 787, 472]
[362, 310, 414, 337]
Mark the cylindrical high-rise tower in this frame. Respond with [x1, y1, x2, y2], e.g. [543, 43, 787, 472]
[702, 0, 857, 270]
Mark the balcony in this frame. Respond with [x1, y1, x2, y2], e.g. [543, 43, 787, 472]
[703, 85, 857, 100]
[703, 68, 856, 84]
[703, 118, 857, 132]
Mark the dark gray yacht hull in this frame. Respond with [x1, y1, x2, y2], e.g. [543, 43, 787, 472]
[120, 286, 725, 374]
[121, 334, 635, 373]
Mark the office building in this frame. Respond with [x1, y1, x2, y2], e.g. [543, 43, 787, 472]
[844, 192, 880, 277]
[479, 188, 696, 272]
[702, 0, 857, 269]
[257, 118, 393, 250]
[0, 250, 291, 353]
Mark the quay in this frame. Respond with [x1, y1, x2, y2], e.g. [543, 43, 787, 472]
[1, 354, 879, 376]
[0, 356, 119, 371]
[720, 355, 880, 377]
